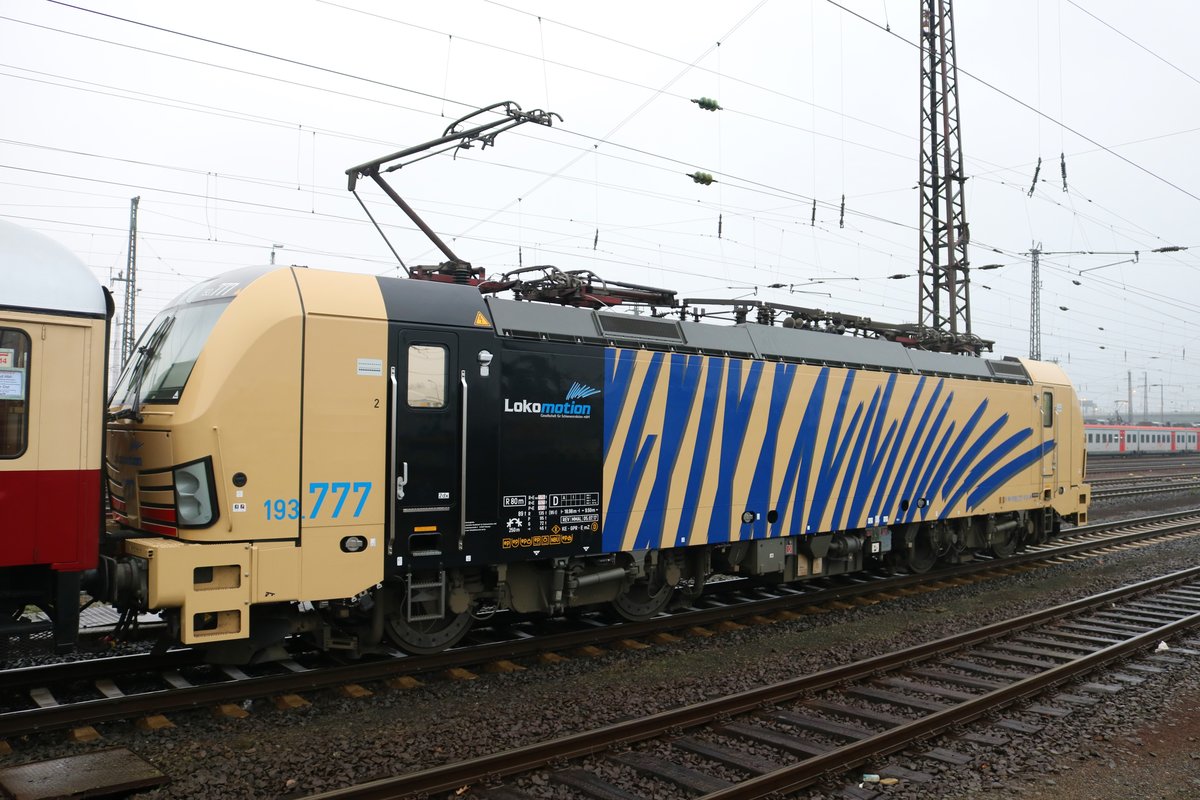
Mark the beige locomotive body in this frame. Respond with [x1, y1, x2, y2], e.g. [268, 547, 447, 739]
[104, 265, 1090, 659]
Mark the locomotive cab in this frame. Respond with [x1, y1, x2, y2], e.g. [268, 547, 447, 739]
[104, 267, 386, 660]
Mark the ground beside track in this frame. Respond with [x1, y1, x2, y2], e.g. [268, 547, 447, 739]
[1006, 683, 1200, 800]
[2, 493, 1199, 798]
[990, 487, 1200, 800]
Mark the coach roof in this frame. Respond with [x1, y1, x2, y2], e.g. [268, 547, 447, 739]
[0, 219, 107, 318]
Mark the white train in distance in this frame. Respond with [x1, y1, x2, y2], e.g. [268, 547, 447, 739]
[1085, 423, 1200, 455]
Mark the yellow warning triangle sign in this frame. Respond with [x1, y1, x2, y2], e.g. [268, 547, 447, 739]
[473, 311, 492, 328]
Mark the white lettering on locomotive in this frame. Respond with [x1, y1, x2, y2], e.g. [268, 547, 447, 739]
[503, 397, 592, 417]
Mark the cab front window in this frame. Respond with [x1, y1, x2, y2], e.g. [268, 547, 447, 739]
[111, 298, 232, 406]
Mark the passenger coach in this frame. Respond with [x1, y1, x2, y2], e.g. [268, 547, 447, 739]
[0, 220, 110, 650]
[1085, 423, 1199, 455]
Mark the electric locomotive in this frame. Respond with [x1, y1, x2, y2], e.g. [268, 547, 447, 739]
[99, 104, 1089, 660]
[0, 219, 111, 651]
[101, 261, 1090, 660]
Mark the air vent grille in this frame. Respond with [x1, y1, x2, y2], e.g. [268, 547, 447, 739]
[596, 314, 683, 342]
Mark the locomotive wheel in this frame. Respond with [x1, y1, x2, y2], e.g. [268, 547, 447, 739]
[384, 582, 472, 655]
[611, 580, 673, 621]
[385, 609, 471, 655]
[988, 525, 1020, 559]
[903, 525, 937, 574]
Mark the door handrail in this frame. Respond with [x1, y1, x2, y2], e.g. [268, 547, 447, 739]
[389, 365, 398, 555]
[458, 369, 468, 551]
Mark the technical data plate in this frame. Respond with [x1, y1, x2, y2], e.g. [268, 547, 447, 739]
[0, 748, 167, 799]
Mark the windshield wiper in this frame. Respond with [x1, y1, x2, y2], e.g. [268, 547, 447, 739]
[107, 316, 174, 423]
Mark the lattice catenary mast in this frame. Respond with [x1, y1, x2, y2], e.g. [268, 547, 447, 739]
[917, 0, 986, 355]
[1028, 242, 1042, 360]
[112, 196, 140, 369]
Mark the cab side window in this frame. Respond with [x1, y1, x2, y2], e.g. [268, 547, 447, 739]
[1041, 391, 1053, 427]
[407, 344, 447, 409]
[0, 328, 31, 458]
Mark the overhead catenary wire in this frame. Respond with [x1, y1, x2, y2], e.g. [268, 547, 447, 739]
[4, 118, 1195, 347]
[5, 146, 1195, 361]
[1066, 0, 1200, 90]
[2, 3, 1190, 391]
[10, 4, 931, 195]
[22, 2, 1200, 247]
[4, 4, 1153, 262]
[825, 0, 1200, 206]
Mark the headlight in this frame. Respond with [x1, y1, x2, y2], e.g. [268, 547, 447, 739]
[174, 459, 216, 527]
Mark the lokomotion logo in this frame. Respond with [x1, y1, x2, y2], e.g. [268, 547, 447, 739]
[504, 382, 600, 419]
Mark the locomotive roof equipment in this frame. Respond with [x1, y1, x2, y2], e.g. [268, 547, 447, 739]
[346, 100, 560, 283]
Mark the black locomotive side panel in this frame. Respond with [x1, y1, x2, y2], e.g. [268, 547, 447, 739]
[484, 339, 604, 563]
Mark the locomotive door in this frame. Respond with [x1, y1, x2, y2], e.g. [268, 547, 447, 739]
[391, 329, 460, 562]
[1039, 388, 1058, 496]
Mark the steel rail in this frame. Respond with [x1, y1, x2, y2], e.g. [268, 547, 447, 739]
[0, 648, 198, 694]
[301, 565, 1200, 799]
[1086, 456, 1200, 474]
[3, 510, 1198, 737]
[704, 599, 1200, 798]
[1089, 475, 1199, 488]
[1093, 480, 1200, 500]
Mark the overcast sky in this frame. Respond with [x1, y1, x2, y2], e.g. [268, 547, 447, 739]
[4, 0, 1198, 417]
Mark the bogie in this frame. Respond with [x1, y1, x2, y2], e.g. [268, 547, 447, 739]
[373, 509, 1043, 650]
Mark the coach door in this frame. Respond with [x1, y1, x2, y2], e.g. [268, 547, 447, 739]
[391, 329, 460, 563]
[1039, 388, 1058, 498]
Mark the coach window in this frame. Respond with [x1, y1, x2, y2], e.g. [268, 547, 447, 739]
[1041, 391, 1053, 427]
[0, 329, 31, 458]
[407, 344, 446, 409]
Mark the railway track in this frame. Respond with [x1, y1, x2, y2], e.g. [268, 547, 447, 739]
[2, 510, 1199, 742]
[0, 471, 1188, 653]
[1086, 455, 1200, 474]
[304, 566, 1200, 800]
[1090, 476, 1200, 500]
